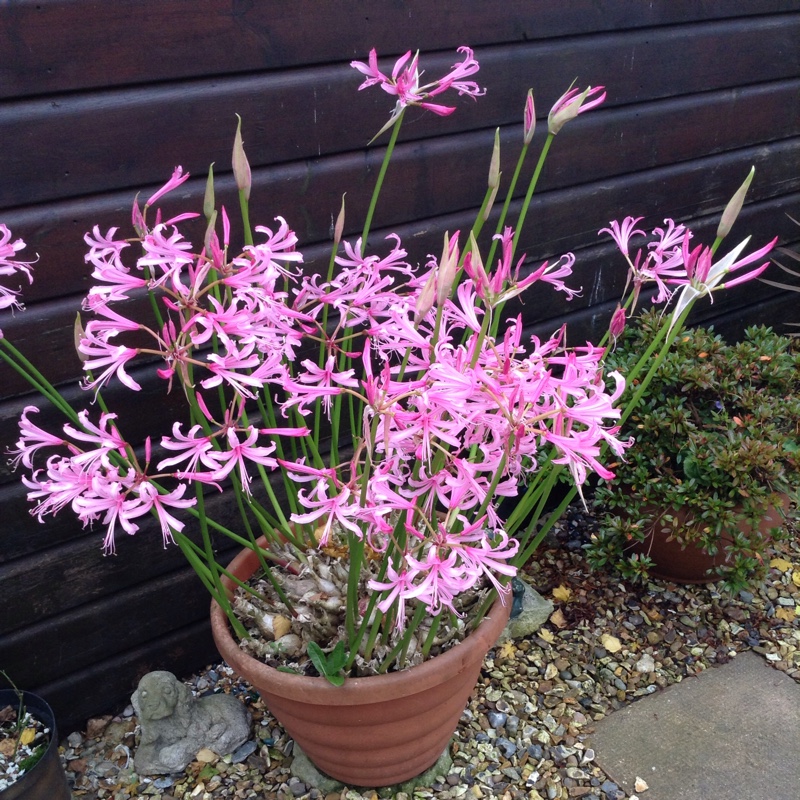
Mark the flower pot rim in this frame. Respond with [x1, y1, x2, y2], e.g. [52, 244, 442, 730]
[210, 537, 510, 704]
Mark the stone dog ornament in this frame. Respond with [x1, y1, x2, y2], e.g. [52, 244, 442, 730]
[131, 670, 251, 775]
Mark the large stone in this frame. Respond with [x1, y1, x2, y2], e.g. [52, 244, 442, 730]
[498, 577, 553, 642]
[131, 670, 251, 775]
[590, 652, 800, 799]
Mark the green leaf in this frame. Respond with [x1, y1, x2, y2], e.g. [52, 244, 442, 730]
[306, 641, 329, 676]
[306, 640, 348, 685]
[198, 764, 218, 781]
[328, 641, 348, 672]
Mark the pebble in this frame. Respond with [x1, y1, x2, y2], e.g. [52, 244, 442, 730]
[634, 654, 655, 673]
[57, 499, 799, 800]
[487, 711, 508, 728]
[231, 740, 258, 763]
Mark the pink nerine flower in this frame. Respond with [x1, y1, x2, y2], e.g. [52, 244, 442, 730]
[351, 46, 485, 135]
[666, 234, 777, 326]
[601, 216, 690, 309]
[0, 225, 35, 320]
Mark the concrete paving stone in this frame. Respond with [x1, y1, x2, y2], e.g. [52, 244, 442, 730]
[588, 651, 800, 800]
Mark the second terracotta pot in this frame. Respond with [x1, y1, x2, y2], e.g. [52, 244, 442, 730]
[633, 499, 788, 584]
[210, 540, 510, 787]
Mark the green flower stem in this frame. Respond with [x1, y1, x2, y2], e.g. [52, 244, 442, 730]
[377, 601, 428, 673]
[619, 303, 693, 428]
[254, 394, 301, 518]
[515, 478, 573, 566]
[0, 340, 82, 425]
[360, 110, 405, 256]
[469, 301, 494, 370]
[345, 532, 365, 643]
[357, 609, 385, 666]
[468, 181, 503, 247]
[483, 142, 531, 269]
[175, 518, 248, 640]
[505, 457, 559, 540]
[194, 485, 227, 604]
[420, 611, 442, 659]
[472, 447, 510, 523]
[239, 189, 253, 247]
[510, 133, 554, 264]
[346, 515, 408, 670]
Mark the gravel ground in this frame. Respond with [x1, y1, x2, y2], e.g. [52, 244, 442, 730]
[61, 502, 800, 800]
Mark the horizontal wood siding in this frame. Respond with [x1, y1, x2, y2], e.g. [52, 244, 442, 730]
[0, 1, 798, 732]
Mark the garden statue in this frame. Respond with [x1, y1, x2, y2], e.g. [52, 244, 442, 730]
[131, 670, 251, 775]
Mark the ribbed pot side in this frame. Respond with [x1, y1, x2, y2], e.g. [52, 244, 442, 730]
[210, 540, 511, 786]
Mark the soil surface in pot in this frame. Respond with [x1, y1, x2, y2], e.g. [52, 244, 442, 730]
[230, 540, 496, 678]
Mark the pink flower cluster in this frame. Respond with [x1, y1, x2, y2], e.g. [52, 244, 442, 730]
[600, 216, 777, 333]
[5, 168, 631, 621]
[0, 224, 35, 329]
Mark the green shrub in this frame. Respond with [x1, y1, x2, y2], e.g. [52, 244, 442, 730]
[588, 309, 800, 591]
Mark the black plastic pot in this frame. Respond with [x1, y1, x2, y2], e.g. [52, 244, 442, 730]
[0, 690, 71, 800]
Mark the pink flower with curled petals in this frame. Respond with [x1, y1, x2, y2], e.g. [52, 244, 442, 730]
[145, 166, 190, 208]
[80, 475, 142, 554]
[158, 423, 219, 477]
[599, 216, 645, 257]
[0, 225, 35, 319]
[79, 334, 141, 393]
[351, 46, 485, 137]
[62, 410, 128, 471]
[290, 483, 362, 543]
[0, 225, 35, 279]
[10, 406, 72, 469]
[132, 481, 196, 547]
[208, 426, 278, 495]
[368, 563, 417, 630]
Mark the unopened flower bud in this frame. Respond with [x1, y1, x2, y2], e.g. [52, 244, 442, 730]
[488, 129, 501, 190]
[717, 166, 754, 240]
[609, 305, 626, 340]
[203, 163, 216, 221]
[437, 232, 460, 306]
[204, 209, 218, 254]
[334, 194, 346, 245]
[232, 114, 252, 201]
[548, 84, 606, 135]
[465, 232, 490, 298]
[74, 313, 87, 363]
[131, 197, 146, 237]
[414, 268, 437, 324]
[523, 89, 536, 145]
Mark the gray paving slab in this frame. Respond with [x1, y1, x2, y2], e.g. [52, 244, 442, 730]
[589, 651, 800, 800]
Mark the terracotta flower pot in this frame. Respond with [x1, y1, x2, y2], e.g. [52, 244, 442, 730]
[0, 690, 71, 800]
[210, 539, 510, 787]
[632, 498, 789, 584]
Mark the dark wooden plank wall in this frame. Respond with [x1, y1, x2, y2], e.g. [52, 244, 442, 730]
[1, 1, 798, 731]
